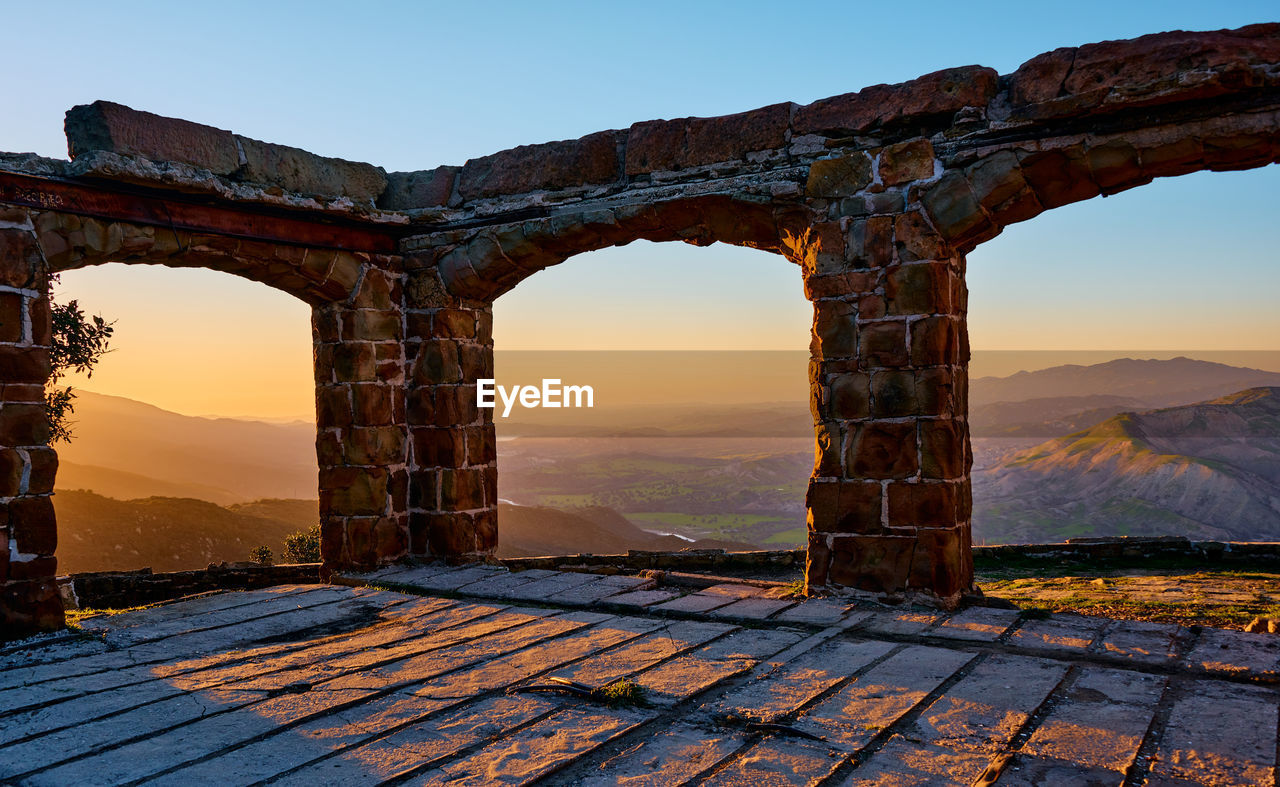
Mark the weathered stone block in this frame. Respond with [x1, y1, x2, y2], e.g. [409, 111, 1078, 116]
[793, 66, 999, 136]
[807, 479, 883, 533]
[848, 421, 918, 479]
[858, 321, 909, 368]
[1086, 141, 1147, 193]
[0, 448, 22, 496]
[352, 384, 393, 426]
[65, 101, 241, 173]
[916, 367, 957, 417]
[409, 468, 438, 510]
[920, 171, 992, 245]
[10, 495, 56, 555]
[909, 525, 970, 597]
[872, 370, 917, 417]
[413, 339, 462, 384]
[26, 448, 56, 495]
[0, 402, 51, 446]
[332, 342, 377, 382]
[893, 211, 947, 263]
[806, 531, 832, 587]
[412, 427, 467, 468]
[344, 310, 401, 342]
[1017, 149, 1100, 209]
[828, 372, 871, 419]
[810, 300, 858, 359]
[378, 166, 459, 210]
[685, 102, 791, 166]
[440, 467, 484, 510]
[434, 308, 478, 339]
[236, 136, 388, 201]
[316, 386, 353, 428]
[879, 139, 936, 185]
[625, 119, 687, 175]
[813, 421, 843, 477]
[965, 150, 1027, 210]
[888, 481, 959, 527]
[0, 293, 23, 342]
[0, 230, 43, 289]
[464, 425, 496, 466]
[459, 130, 620, 199]
[827, 534, 916, 592]
[343, 426, 405, 465]
[910, 316, 960, 366]
[886, 263, 949, 316]
[0, 577, 64, 637]
[806, 154, 873, 198]
[320, 467, 389, 516]
[921, 419, 967, 479]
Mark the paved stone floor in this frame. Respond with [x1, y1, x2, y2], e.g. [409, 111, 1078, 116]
[3, 564, 1279, 785]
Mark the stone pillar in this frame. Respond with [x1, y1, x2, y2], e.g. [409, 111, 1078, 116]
[312, 256, 409, 572]
[403, 262, 497, 562]
[0, 209, 63, 636]
[797, 143, 973, 606]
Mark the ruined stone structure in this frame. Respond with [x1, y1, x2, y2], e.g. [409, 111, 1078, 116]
[2, 24, 1278, 636]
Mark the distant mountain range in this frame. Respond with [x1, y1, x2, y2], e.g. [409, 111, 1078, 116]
[974, 387, 1280, 544]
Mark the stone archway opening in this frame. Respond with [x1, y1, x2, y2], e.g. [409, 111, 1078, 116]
[486, 238, 815, 557]
[46, 263, 321, 575]
[962, 163, 1280, 547]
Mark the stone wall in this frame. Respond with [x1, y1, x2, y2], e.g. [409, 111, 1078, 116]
[0, 23, 1277, 635]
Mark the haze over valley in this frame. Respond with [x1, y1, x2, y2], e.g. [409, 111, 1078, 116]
[49, 357, 1280, 575]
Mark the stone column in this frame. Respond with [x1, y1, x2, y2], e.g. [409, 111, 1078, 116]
[797, 141, 973, 606]
[311, 257, 409, 572]
[402, 262, 497, 562]
[0, 208, 62, 635]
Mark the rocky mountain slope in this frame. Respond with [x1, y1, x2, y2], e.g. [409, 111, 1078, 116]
[974, 387, 1280, 543]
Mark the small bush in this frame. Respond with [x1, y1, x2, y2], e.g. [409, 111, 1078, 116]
[283, 524, 322, 563]
[249, 546, 274, 566]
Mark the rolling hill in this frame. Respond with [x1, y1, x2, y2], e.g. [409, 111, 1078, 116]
[974, 387, 1280, 544]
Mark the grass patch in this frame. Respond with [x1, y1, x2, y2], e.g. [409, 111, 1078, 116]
[597, 678, 648, 708]
[65, 603, 158, 628]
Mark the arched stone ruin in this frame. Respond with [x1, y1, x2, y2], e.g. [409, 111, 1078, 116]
[2, 24, 1277, 636]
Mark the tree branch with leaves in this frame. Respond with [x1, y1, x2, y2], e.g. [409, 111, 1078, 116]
[45, 275, 114, 444]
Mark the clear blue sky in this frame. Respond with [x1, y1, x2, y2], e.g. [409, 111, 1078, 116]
[7, 1, 1278, 416]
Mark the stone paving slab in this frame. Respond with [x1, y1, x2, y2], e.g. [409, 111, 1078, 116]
[6, 579, 1280, 786]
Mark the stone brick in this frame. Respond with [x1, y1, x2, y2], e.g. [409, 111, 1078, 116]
[0, 577, 64, 636]
[793, 66, 999, 136]
[872, 370, 917, 417]
[316, 386, 352, 428]
[0, 448, 22, 496]
[858, 321, 909, 368]
[378, 166, 459, 210]
[65, 100, 241, 173]
[911, 316, 961, 366]
[888, 481, 959, 526]
[459, 130, 620, 199]
[332, 342, 377, 382]
[827, 534, 916, 592]
[848, 421, 918, 479]
[828, 372, 871, 419]
[434, 308, 477, 339]
[886, 263, 949, 316]
[464, 425, 496, 465]
[1086, 141, 1148, 193]
[412, 511, 479, 555]
[319, 467, 389, 516]
[1017, 148, 1100, 209]
[856, 215, 893, 268]
[965, 150, 1027, 210]
[315, 430, 343, 466]
[909, 526, 969, 596]
[236, 136, 387, 201]
[894, 211, 947, 262]
[26, 448, 57, 495]
[351, 384, 393, 426]
[10, 495, 56, 555]
[409, 468, 438, 510]
[807, 479, 883, 534]
[343, 426, 404, 465]
[0, 230, 43, 289]
[0, 293, 23, 342]
[0, 403, 50, 446]
[413, 427, 466, 468]
[920, 171, 993, 246]
[806, 154, 873, 198]
[813, 421, 842, 477]
[413, 339, 462, 384]
[344, 310, 401, 342]
[685, 102, 791, 166]
[916, 367, 957, 417]
[810, 300, 858, 359]
[625, 119, 686, 175]
[440, 467, 484, 510]
[806, 531, 832, 587]
[921, 419, 967, 479]
[878, 139, 936, 185]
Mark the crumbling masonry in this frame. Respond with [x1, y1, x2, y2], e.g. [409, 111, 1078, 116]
[2, 25, 1278, 636]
